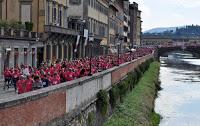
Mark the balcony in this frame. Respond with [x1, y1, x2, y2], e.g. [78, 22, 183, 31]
[0, 27, 39, 40]
[44, 25, 79, 36]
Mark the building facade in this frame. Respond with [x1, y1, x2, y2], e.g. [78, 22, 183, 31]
[67, 0, 109, 57]
[123, 0, 130, 50]
[136, 10, 142, 45]
[43, 0, 79, 62]
[0, 0, 45, 78]
[108, 0, 124, 53]
[129, 2, 142, 47]
[0, 0, 80, 78]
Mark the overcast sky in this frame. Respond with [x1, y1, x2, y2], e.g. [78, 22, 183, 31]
[130, 0, 200, 31]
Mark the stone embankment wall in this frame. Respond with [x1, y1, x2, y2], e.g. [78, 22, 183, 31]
[0, 53, 154, 126]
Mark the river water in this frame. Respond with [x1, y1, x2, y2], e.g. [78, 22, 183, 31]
[155, 52, 200, 126]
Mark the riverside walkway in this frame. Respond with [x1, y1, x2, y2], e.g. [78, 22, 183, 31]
[0, 81, 16, 100]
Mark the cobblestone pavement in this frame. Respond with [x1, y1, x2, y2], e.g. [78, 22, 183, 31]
[0, 81, 16, 100]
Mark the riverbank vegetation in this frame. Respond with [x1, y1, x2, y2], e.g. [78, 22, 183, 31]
[101, 61, 161, 126]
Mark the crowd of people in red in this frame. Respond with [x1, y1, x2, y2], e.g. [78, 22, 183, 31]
[3, 47, 153, 94]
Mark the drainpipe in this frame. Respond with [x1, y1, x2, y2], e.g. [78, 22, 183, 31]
[6, 0, 7, 20]
[37, 0, 39, 33]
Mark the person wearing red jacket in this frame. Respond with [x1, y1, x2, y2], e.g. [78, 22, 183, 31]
[3, 68, 11, 90]
[25, 76, 33, 92]
[50, 73, 60, 85]
[64, 70, 74, 81]
[17, 76, 26, 94]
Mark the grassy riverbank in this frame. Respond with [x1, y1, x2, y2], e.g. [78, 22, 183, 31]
[104, 62, 161, 126]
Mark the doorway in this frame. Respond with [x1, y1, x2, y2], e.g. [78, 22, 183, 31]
[37, 47, 44, 67]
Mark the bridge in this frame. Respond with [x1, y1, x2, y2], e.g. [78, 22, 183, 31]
[157, 45, 200, 58]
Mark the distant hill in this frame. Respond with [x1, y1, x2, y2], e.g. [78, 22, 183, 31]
[144, 27, 177, 33]
[143, 25, 200, 37]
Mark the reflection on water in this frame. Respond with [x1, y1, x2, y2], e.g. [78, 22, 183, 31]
[155, 52, 200, 126]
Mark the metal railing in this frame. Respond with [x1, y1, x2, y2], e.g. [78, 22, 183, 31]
[0, 27, 39, 39]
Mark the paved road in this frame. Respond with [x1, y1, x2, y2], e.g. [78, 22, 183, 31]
[0, 80, 16, 100]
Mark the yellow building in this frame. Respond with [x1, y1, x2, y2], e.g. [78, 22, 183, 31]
[0, 0, 79, 65]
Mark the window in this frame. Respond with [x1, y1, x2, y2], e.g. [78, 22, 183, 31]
[58, 6, 62, 26]
[53, 5, 57, 24]
[14, 48, 19, 67]
[32, 48, 36, 67]
[46, 45, 51, 60]
[93, 21, 96, 33]
[21, 4, 31, 22]
[88, 19, 91, 32]
[69, 0, 81, 5]
[46, 1, 50, 24]
[24, 48, 28, 65]
[91, 0, 94, 7]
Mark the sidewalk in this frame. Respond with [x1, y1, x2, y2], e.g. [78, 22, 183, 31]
[0, 79, 3, 87]
[0, 80, 16, 100]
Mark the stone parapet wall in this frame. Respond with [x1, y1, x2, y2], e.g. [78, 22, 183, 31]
[0, 53, 154, 126]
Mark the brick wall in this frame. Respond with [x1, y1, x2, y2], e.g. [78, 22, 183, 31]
[111, 55, 151, 84]
[0, 91, 66, 126]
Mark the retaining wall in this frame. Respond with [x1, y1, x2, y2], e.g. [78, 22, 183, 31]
[0, 53, 154, 126]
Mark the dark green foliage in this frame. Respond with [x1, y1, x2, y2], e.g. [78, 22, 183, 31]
[0, 20, 9, 28]
[150, 111, 161, 126]
[97, 90, 109, 116]
[104, 62, 161, 126]
[139, 62, 146, 73]
[109, 85, 120, 108]
[127, 72, 134, 90]
[9, 21, 23, 29]
[98, 58, 155, 120]
[25, 22, 34, 31]
[87, 111, 95, 126]
[118, 82, 127, 98]
[135, 67, 142, 81]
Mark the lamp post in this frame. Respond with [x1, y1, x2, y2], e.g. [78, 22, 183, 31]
[88, 35, 94, 76]
[74, 49, 77, 60]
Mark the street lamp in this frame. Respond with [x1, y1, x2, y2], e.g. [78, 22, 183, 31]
[88, 35, 94, 76]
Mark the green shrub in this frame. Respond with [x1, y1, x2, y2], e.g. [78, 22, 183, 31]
[0, 20, 9, 29]
[118, 80, 130, 101]
[9, 20, 19, 29]
[109, 85, 120, 108]
[150, 111, 161, 126]
[97, 90, 109, 116]
[139, 63, 144, 73]
[135, 67, 142, 81]
[127, 73, 134, 90]
[17, 21, 25, 30]
[87, 111, 95, 126]
[25, 22, 33, 31]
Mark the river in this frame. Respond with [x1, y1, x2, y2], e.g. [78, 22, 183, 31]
[155, 52, 200, 126]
